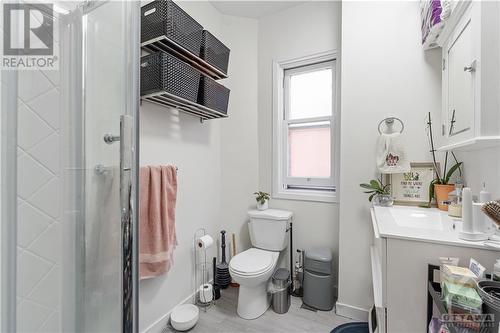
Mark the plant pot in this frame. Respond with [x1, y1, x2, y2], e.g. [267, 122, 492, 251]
[372, 194, 394, 207]
[434, 184, 455, 211]
[257, 200, 268, 211]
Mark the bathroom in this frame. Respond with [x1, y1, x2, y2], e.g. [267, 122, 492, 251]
[1, 0, 500, 332]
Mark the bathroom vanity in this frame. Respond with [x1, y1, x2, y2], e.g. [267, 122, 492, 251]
[370, 205, 499, 333]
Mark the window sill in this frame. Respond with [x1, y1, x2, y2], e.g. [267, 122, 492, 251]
[272, 188, 339, 203]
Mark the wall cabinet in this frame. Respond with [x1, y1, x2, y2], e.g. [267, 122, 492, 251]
[438, 1, 500, 151]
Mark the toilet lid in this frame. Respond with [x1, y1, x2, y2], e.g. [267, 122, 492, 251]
[230, 248, 274, 275]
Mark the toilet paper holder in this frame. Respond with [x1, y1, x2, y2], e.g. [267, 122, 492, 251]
[193, 228, 214, 310]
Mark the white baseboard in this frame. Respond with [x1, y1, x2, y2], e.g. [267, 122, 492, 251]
[335, 301, 369, 322]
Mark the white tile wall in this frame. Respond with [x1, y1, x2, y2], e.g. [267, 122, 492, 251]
[17, 69, 61, 332]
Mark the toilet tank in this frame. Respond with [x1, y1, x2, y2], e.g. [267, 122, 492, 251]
[248, 209, 293, 251]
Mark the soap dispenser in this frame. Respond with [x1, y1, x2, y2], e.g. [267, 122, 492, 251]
[480, 182, 495, 236]
[480, 182, 492, 203]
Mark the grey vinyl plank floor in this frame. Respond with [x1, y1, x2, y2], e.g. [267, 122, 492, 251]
[165, 287, 354, 333]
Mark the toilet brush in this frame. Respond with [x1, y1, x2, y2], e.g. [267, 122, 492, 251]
[216, 230, 231, 289]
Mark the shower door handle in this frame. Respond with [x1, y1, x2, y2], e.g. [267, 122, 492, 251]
[119, 114, 134, 328]
[120, 115, 133, 220]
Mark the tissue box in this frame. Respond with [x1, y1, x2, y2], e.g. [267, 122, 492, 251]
[442, 265, 477, 288]
[442, 281, 482, 310]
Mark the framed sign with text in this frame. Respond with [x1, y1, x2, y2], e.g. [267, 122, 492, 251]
[386, 162, 438, 206]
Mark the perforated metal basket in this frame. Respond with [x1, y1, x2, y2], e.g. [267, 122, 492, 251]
[141, 0, 203, 56]
[140, 52, 200, 102]
[197, 76, 230, 114]
[200, 30, 230, 75]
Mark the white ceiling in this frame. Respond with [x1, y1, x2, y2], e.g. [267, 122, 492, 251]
[210, 1, 306, 19]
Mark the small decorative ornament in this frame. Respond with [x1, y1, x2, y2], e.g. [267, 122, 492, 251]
[385, 153, 400, 167]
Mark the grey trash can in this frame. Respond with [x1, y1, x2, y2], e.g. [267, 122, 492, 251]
[269, 268, 291, 314]
[303, 247, 334, 310]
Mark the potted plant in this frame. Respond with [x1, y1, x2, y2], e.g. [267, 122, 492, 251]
[254, 191, 270, 211]
[359, 178, 393, 207]
[425, 112, 463, 210]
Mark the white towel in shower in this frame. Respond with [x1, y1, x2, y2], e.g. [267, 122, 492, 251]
[376, 132, 411, 174]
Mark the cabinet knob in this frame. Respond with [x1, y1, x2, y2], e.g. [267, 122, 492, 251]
[463, 60, 476, 73]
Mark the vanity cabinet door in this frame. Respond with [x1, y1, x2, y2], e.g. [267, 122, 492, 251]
[443, 8, 475, 143]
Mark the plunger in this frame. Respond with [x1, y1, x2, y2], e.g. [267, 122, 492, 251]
[216, 230, 231, 289]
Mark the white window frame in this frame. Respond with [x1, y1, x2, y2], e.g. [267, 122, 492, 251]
[272, 51, 340, 203]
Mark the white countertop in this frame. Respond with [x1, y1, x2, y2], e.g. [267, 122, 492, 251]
[371, 205, 500, 251]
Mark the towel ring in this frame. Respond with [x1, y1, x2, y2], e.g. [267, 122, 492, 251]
[378, 117, 404, 134]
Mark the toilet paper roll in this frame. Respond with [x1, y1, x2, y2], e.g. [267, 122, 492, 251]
[199, 283, 213, 303]
[196, 235, 214, 250]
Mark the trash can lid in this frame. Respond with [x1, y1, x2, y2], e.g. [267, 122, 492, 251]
[305, 247, 332, 262]
[272, 268, 290, 281]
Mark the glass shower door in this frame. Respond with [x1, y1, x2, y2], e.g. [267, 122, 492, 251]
[61, 1, 140, 332]
[0, 1, 139, 331]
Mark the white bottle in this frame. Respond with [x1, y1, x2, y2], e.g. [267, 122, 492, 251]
[480, 182, 492, 203]
[493, 259, 500, 281]
[480, 183, 495, 235]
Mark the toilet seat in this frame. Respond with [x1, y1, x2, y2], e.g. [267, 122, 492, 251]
[229, 248, 277, 276]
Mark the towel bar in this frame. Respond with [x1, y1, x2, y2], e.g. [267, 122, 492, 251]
[378, 117, 404, 134]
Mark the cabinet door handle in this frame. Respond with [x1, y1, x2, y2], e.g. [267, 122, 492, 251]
[463, 60, 476, 73]
[449, 109, 456, 135]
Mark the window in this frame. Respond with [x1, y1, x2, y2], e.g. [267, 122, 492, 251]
[273, 53, 339, 202]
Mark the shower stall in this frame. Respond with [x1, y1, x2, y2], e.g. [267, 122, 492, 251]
[1, 1, 140, 331]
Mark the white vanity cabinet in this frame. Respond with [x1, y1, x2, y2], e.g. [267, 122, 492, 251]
[370, 206, 499, 333]
[438, 1, 500, 151]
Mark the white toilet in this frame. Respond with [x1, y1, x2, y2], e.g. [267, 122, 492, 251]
[229, 209, 293, 319]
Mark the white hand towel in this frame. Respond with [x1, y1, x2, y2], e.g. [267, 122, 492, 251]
[376, 132, 411, 174]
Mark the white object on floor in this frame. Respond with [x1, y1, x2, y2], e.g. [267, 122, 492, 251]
[230, 248, 279, 319]
[229, 209, 292, 319]
[170, 304, 199, 331]
[375, 132, 410, 174]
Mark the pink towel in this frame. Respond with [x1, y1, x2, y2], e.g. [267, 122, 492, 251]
[139, 165, 178, 280]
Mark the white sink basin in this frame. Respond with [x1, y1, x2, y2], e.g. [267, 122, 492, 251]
[390, 206, 444, 231]
[372, 205, 494, 249]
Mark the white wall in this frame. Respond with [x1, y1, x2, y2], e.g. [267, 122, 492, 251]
[257, 0, 342, 292]
[220, 15, 259, 254]
[456, 147, 500, 199]
[138, 2, 258, 331]
[337, 1, 442, 318]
